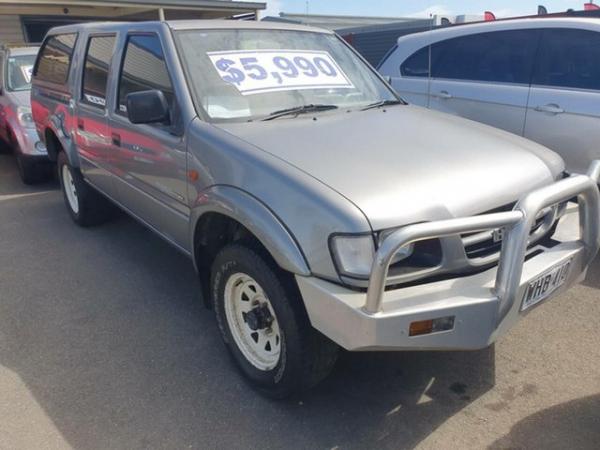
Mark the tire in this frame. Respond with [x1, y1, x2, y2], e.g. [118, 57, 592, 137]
[9, 130, 46, 185]
[16, 154, 41, 185]
[211, 243, 339, 399]
[57, 151, 114, 227]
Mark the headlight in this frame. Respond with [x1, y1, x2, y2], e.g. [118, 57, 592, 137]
[330, 234, 375, 278]
[17, 106, 35, 129]
[331, 230, 417, 279]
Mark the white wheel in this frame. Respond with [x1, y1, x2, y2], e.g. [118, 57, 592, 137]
[62, 164, 79, 214]
[223, 273, 282, 371]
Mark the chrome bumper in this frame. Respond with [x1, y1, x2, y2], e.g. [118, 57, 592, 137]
[297, 162, 600, 351]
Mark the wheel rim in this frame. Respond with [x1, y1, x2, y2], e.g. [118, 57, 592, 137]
[224, 273, 282, 371]
[62, 164, 79, 214]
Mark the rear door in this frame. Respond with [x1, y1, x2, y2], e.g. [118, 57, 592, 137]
[428, 29, 539, 136]
[524, 28, 600, 174]
[108, 32, 189, 250]
[76, 34, 118, 197]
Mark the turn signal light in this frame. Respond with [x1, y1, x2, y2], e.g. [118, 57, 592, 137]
[409, 316, 455, 336]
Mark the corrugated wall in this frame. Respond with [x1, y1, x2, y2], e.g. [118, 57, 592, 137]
[0, 15, 24, 45]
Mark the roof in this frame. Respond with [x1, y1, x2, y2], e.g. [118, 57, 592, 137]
[2, 46, 39, 56]
[44, 19, 332, 34]
[87, 0, 265, 9]
[168, 19, 331, 33]
[398, 17, 600, 44]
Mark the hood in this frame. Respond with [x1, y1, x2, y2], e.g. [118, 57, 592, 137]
[7, 90, 32, 108]
[217, 105, 564, 230]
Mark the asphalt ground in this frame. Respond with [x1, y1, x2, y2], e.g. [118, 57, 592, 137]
[0, 150, 599, 450]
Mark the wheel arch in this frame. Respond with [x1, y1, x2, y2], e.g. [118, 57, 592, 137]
[190, 186, 311, 280]
[43, 118, 79, 167]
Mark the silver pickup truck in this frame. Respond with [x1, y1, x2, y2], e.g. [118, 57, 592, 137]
[31, 20, 600, 398]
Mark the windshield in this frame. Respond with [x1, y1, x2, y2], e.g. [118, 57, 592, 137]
[175, 29, 398, 122]
[6, 55, 36, 91]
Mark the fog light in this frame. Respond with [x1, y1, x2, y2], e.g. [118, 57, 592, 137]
[409, 316, 455, 336]
[35, 141, 46, 152]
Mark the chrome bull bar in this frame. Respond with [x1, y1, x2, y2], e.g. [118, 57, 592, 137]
[365, 161, 600, 315]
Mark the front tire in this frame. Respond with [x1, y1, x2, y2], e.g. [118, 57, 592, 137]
[57, 151, 113, 226]
[211, 243, 338, 398]
[16, 154, 41, 185]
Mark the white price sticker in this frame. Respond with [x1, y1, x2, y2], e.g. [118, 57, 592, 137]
[21, 65, 33, 83]
[208, 50, 354, 95]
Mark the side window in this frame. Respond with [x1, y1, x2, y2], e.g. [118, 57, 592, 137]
[401, 46, 430, 77]
[34, 33, 78, 85]
[117, 34, 175, 117]
[82, 35, 116, 108]
[432, 30, 538, 84]
[533, 29, 600, 91]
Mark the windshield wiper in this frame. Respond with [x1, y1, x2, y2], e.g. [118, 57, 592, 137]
[360, 99, 405, 111]
[262, 104, 338, 121]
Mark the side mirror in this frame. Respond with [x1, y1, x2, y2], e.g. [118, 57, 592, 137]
[126, 90, 170, 125]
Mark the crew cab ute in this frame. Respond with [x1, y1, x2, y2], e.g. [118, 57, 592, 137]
[32, 21, 600, 398]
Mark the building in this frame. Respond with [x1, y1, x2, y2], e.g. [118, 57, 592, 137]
[0, 0, 266, 44]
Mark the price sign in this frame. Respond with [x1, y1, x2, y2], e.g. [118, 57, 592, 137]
[21, 65, 33, 83]
[207, 50, 354, 95]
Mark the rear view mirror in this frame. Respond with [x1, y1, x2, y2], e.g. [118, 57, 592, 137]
[126, 90, 170, 125]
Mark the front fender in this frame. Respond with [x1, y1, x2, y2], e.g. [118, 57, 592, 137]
[190, 185, 310, 276]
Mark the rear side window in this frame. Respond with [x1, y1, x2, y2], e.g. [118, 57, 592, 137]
[533, 28, 600, 91]
[117, 34, 174, 115]
[81, 35, 116, 108]
[34, 33, 77, 85]
[401, 46, 430, 77]
[432, 30, 539, 84]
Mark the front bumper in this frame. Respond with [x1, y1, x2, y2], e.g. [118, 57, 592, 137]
[297, 163, 600, 351]
[13, 126, 47, 157]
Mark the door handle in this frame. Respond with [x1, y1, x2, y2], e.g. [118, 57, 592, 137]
[435, 90, 453, 100]
[534, 104, 564, 114]
[111, 132, 121, 147]
[77, 118, 84, 130]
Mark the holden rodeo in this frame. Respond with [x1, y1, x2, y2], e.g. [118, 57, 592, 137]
[31, 20, 600, 398]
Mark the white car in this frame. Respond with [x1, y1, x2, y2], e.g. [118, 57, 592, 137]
[378, 17, 600, 175]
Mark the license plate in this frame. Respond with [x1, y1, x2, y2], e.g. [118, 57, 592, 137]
[521, 258, 573, 311]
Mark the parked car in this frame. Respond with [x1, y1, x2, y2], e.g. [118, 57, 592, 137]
[32, 20, 600, 398]
[378, 17, 600, 176]
[0, 45, 49, 183]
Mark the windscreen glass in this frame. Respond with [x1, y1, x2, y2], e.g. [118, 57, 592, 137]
[175, 29, 396, 122]
[7, 55, 36, 91]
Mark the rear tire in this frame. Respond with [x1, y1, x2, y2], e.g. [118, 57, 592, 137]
[57, 151, 114, 227]
[211, 243, 338, 399]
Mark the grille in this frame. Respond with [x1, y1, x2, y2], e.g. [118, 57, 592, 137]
[462, 203, 558, 260]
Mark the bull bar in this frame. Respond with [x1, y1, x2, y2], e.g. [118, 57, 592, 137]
[365, 161, 600, 315]
[297, 162, 600, 351]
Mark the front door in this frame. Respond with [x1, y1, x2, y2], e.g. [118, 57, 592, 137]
[76, 34, 118, 197]
[524, 28, 600, 175]
[108, 33, 189, 250]
[428, 29, 539, 137]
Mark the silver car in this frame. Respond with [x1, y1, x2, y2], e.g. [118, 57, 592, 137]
[31, 21, 600, 398]
[378, 17, 600, 176]
[0, 45, 49, 183]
